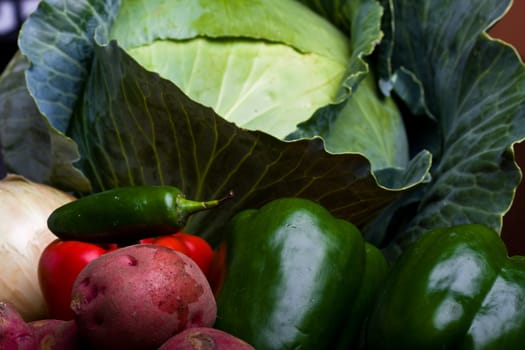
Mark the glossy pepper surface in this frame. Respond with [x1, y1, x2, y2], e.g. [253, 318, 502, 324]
[366, 224, 525, 350]
[47, 185, 229, 243]
[212, 197, 387, 350]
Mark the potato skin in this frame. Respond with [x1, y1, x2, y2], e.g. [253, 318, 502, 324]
[28, 319, 79, 349]
[0, 301, 36, 350]
[158, 327, 256, 350]
[71, 244, 217, 350]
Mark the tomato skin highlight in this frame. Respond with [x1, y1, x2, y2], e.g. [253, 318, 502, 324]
[38, 239, 107, 320]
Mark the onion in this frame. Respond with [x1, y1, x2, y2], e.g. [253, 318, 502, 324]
[0, 174, 75, 321]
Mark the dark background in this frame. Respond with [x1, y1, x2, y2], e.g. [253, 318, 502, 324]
[489, 1, 525, 255]
[0, 0, 39, 179]
[1, 0, 524, 253]
[0, 0, 37, 68]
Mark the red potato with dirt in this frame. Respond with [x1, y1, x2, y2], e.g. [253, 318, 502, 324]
[70, 244, 217, 350]
[0, 301, 36, 350]
[0, 301, 81, 349]
[158, 327, 256, 350]
[28, 318, 80, 349]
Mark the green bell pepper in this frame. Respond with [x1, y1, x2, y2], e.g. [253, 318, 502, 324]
[212, 197, 387, 350]
[366, 224, 525, 350]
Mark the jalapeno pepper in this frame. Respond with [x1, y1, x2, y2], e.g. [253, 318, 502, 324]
[47, 185, 231, 243]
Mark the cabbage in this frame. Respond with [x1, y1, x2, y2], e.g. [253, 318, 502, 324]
[0, 0, 523, 258]
[0, 174, 74, 321]
[110, 0, 352, 140]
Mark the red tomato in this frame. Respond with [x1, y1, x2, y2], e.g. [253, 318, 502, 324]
[38, 239, 107, 320]
[172, 233, 214, 276]
[148, 235, 190, 256]
[208, 242, 228, 296]
[141, 232, 214, 276]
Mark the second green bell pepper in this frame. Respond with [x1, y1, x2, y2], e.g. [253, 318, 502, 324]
[366, 223, 525, 350]
[212, 197, 387, 350]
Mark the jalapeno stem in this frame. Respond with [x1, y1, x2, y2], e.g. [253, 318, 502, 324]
[176, 190, 234, 216]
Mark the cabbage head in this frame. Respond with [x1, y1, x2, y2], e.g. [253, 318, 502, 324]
[1, 0, 523, 258]
[109, 0, 351, 139]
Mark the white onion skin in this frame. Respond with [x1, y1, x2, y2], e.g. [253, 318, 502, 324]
[0, 174, 75, 321]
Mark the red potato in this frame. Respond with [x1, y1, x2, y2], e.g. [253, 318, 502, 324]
[0, 301, 36, 350]
[158, 327, 256, 350]
[28, 319, 79, 349]
[70, 244, 217, 350]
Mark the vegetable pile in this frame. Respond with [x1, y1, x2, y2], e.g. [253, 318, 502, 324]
[4, 186, 525, 349]
[0, 185, 255, 349]
[0, 0, 525, 348]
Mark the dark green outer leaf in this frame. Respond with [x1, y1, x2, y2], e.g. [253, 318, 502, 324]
[0, 53, 90, 191]
[405, 37, 525, 237]
[296, 0, 351, 31]
[70, 41, 402, 242]
[334, 0, 385, 95]
[373, 0, 525, 250]
[18, 0, 120, 133]
[375, 0, 430, 119]
[388, 0, 511, 127]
